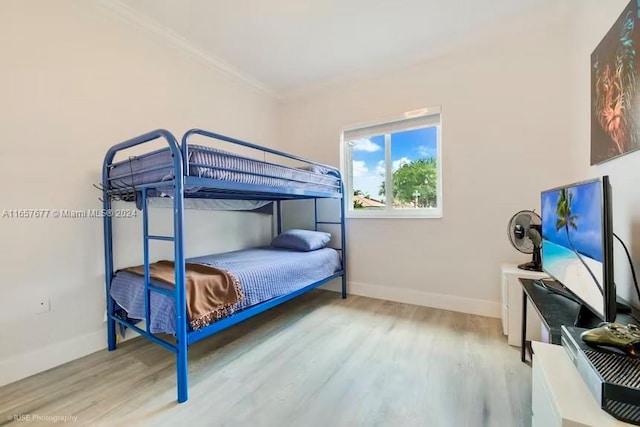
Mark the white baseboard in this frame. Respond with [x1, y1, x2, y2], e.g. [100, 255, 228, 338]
[0, 328, 107, 388]
[322, 280, 500, 319]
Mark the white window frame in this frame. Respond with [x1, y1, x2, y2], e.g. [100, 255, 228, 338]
[341, 107, 443, 219]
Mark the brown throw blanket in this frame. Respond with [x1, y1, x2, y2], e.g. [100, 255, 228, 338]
[121, 260, 244, 330]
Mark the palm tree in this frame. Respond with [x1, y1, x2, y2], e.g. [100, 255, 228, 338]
[555, 189, 603, 295]
[555, 189, 578, 235]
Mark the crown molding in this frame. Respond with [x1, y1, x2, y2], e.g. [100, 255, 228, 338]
[97, 0, 279, 99]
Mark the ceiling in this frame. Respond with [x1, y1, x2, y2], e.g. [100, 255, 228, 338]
[117, 0, 558, 96]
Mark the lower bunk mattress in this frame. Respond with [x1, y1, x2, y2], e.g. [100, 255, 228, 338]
[110, 247, 342, 335]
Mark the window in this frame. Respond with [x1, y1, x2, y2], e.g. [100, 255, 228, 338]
[342, 108, 442, 219]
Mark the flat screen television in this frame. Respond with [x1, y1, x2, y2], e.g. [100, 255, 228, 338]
[540, 176, 616, 325]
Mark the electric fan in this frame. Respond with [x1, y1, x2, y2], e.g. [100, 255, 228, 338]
[507, 210, 542, 272]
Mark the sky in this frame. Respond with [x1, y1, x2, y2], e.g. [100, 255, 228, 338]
[541, 180, 603, 261]
[351, 127, 438, 200]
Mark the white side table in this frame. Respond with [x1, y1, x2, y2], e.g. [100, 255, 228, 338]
[500, 263, 549, 346]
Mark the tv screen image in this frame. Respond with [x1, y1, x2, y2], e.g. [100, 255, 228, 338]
[541, 179, 606, 319]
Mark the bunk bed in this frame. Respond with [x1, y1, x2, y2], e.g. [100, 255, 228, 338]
[102, 128, 346, 403]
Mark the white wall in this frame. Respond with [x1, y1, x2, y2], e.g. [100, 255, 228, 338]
[567, 0, 640, 308]
[0, 0, 278, 386]
[278, 6, 575, 317]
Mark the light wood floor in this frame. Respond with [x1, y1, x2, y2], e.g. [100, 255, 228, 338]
[0, 291, 531, 427]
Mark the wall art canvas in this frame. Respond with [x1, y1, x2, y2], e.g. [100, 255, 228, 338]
[591, 0, 640, 165]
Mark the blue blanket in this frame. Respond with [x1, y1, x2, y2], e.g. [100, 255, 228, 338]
[110, 247, 342, 335]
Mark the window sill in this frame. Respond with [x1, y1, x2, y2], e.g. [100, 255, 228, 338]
[346, 209, 443, 219]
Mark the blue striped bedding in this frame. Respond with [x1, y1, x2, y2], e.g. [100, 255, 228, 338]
[108, 145, 340, 194]
[110, 247, 342, 335]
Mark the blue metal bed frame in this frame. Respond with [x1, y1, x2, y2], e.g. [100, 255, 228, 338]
[102, 128, 346, 403]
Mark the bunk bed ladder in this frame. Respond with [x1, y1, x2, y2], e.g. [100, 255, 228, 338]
[141, 188, 177, 333]
[140, 182, 188, 403]
[313, 196, 348, 299]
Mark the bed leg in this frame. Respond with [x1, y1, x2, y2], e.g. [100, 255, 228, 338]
[106, 280, 116, 350]
[107, 316, 117, 351]
[339, 181, 347, 300]
[176, 342, 188, 403]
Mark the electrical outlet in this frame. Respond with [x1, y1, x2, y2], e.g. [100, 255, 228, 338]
[36, 298, 50, 314]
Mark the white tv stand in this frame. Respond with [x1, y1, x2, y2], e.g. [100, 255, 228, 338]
[531, 341, 632, 426]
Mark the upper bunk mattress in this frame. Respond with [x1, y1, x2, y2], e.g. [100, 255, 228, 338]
[110, 247, 342, 335]
[108, 145, 341, 194]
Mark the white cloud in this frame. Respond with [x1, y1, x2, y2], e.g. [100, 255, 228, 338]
[392, 157, 411, 171]
[352, 160, 385, 198]
[418, 145, 435, 158]
[350, 138, 381, 152]
[370, 157, 412, 176]
[352, 160, 368, 177]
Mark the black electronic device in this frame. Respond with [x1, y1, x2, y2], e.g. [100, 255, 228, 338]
[541, 176, 617, 325]
[581, 322, 640, 357]
[561, 325, 640, 425]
